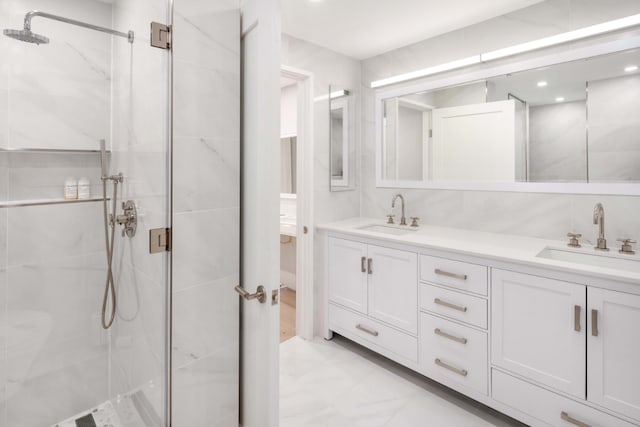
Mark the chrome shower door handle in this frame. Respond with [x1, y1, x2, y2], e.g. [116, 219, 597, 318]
[234, 285, 267, 304]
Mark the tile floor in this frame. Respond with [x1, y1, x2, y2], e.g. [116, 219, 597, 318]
[280, 335, 525, 427]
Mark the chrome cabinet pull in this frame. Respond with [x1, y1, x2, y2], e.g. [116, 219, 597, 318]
[561, 411, 592, 427]
[574, 305, 581, 332]
[234, 285, 266, 304]
[434, 328, 467, 344]
[434, 268, 467, 280]
[434, 298, 468, 313]
[356, 324, 379, 337]
[591, 309, 599, 337]
[435, 358, 468, 377]
[367, 258, 373, 275]
[361, 256, 366, 273]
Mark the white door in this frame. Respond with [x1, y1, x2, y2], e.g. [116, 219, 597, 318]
[491, 269, 586, 398]
[327, 237, 368, 314]
[432, 100, 515, 181]
[367, 245, 418, 334]
[240, 1, 281, 426]
[588, 288, 640, 421]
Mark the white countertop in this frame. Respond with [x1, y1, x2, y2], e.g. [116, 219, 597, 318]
[318, 217, 640, 286]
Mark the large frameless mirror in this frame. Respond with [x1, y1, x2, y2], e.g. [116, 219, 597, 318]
[376, 40, 640, 194]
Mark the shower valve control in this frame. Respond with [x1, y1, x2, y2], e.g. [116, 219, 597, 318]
[115, 200, 137, 238]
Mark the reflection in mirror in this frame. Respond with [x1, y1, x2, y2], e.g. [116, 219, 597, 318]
[379, 47, 640, 185]
[280, 136, 297, 194]
[329, 89, 351, 190]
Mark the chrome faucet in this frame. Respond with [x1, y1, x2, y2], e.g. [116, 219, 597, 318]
[392, 194, 407, 226]
[593, 203, 608, 251]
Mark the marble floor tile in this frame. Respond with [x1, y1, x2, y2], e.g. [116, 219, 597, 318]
[280, 335, 524, 427]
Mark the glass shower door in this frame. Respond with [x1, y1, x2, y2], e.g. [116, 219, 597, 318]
[0, 0, 172, 426]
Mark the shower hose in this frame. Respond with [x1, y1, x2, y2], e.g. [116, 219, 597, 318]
[101, 175, 120, 329]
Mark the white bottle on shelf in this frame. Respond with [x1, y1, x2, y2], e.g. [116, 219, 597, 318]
[78, 177, 91, 199]
[64, 177, 78, 200]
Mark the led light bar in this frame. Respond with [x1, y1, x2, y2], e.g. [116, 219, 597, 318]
[370, 55, 481, 88]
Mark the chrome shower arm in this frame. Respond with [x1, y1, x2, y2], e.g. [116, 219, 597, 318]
[24, 10, 134, 43]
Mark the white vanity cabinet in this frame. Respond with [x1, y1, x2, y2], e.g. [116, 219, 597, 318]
[588, 288, 640, 421]
[323, 227, 640, 427]
[491, 269, 587, 399]
[327, 236, 419, 363]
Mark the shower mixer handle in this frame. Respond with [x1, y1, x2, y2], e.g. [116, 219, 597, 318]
[116, 200, 137, 238]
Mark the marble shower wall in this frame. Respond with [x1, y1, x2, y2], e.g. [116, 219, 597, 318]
[0, 1, 113, 426]
[171, 0, 240, 425]
[281, 34, 361, 336]
[360, 0, 640, 242]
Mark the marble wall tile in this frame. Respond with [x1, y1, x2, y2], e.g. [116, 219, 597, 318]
[173, 60, 239, 140]
[173, 136, 240, 213]
[529, 101, 587, 182]
[4, 0, 112, 151]
[587, 74, 640, 182]
[172, 345, 239, 427]
[172, 275, 239, 368]
[172, 207, 239, 291]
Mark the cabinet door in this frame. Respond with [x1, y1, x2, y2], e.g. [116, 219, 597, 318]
[588, 288, 640, 421]
[328, 237, 368, 314]
[491, 269, 586, 399]
[367, 245, 418, 334]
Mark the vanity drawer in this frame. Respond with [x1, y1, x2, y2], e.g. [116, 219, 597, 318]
[420, 313, 487, 395]
[420, 283, 487, 329]
[420, 255, 488, 296]
[492, 369, 636, 427]
[329, 303, 418, 362]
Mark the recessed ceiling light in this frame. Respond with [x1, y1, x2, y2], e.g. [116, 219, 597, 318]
[537, 81, 548, 87]
[555, 97, 565, 102]
[625, 65, 638, 72]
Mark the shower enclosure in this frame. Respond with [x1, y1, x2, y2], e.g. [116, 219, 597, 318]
[0, 0, 172, 425]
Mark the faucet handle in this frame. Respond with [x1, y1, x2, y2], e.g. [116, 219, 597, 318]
[410, 217, 420, 227]
[617, 238, 636, 254]
[567, 232, 582, 248]
[386, 214, 395, 224]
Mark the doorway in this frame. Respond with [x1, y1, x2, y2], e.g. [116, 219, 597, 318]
[279, 66, 314, 342]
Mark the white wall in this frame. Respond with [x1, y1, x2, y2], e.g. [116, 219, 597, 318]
[360, 0, 640, 242]
[281, 34, 361, 335]
[280, 84, 297, 137]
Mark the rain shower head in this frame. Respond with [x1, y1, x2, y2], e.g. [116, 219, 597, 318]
[3, 29, 49, 45]
[3, 10, 134, 45]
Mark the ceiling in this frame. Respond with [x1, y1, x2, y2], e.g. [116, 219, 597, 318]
[281, 0, 544, 60]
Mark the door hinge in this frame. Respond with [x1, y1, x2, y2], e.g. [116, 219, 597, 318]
[149, 227, 172, 253]
[150, 22, 171, 50]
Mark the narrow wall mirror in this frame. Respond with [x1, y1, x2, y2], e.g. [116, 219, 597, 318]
[329, 87, 354, 191]
[376, 39, 640, 194]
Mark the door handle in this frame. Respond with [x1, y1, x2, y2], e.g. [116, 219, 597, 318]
[367, 258, 373, 275]
[561, 411, 592, 427]
[234, 285, 266, 304]
[591, 309, 599, 337]
[574, 305, 581, 332]
[361, 256, 367, 273]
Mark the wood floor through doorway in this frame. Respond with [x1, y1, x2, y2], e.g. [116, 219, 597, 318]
[280, 287, 296, 342]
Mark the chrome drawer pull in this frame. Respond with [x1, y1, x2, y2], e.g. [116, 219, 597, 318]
[435, 358, 468, 377]
[561, 411, 592, 427]
[434, 328, 467, 344]
[591, 309, 599, 337]
[434, 298, 468, 313]
[434, 268, 467, 280]
[361, 256, 366, 273]
[574, 305, 581, 332]
[356, 324, 379, 337]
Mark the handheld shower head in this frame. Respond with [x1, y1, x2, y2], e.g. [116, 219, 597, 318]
[2, 28, 49, 45]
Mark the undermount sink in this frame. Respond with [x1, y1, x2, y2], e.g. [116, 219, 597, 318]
[536, 247, 640, 273]
[358, 224, 418, 236]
